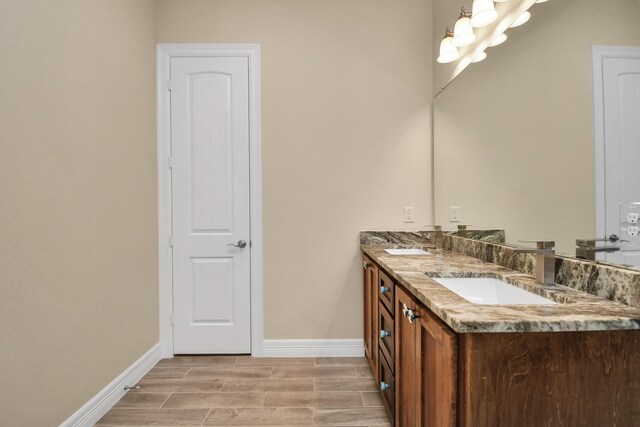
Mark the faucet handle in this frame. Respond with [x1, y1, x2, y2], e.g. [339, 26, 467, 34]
[518, 240, 555, 250]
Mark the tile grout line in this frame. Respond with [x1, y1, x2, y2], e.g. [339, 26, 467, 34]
[182, 367, 192, 379]
[159, 392, 173, 409]
[201, 407, 212, 427]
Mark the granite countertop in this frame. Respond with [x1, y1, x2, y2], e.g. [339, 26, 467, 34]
[361, 244, 640, 333]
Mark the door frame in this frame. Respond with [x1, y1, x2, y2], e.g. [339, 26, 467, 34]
[157, 44, 263, 357]
[593, 45, 640, 255]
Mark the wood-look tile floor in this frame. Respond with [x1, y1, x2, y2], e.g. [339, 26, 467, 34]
[95, 356, 390, 427]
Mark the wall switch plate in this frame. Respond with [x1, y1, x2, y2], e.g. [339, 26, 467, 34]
[449, 206, 460, 222]
[404, 207, 415, 223]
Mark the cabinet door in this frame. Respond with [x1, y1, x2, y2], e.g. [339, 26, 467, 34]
[395, 285, 420, 427]
[363, 255, 379, 382]
[417, 306, 457, 427]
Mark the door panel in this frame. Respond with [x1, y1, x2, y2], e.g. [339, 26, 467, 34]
[602, 57, 640, 265]
[171, 56, 251, 354]
[190, 72, 234, 232]
[191, 257, 234, 323]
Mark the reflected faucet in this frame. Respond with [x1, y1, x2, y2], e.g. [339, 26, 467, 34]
[511, 240, 556, 285]
[575, 238, 621, 261]
[424, 225, 443, 250]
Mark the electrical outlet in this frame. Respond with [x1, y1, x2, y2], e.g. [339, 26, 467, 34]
[449, 206, 460, 222]
[627, 212, 639, 224]
[404, 207, 415, 223]
[627, 225, 639, 237]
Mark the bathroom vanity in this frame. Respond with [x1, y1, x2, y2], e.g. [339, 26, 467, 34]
[362, 232, 640, 427]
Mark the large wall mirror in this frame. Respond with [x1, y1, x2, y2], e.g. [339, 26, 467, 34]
[433, 0, 640, 268]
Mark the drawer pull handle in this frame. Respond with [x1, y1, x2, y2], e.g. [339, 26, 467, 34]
[380, 329, 390, 338]
[380, 381, 390, 391]
[402, 303, 410, 317]
[402, 303, 420, 324]
[363, 261, 369, 270]
[380, 286, 390, 294]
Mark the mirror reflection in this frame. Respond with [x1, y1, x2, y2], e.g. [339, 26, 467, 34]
[433, 0, 640, 268]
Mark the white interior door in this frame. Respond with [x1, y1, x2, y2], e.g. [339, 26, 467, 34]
[600, 53, 640, 266]
[170, 56, 251, 354]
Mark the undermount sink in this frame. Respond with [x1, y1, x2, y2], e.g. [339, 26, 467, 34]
[430, 276, 556, 305]
[384, 248, 431, 255]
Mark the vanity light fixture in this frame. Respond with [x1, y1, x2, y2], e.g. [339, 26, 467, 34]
[535, 0, 549, 2]
[452, 7, 476, 47]
[488, 32, 507, 47]
[437, 27, 460, 64]
[493, 0, 511, 2]
[471, 50, 487, 63]
[510, 10, 531, 27]
[470, 0, 498, 27]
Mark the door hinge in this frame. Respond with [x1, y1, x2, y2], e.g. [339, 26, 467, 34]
[168, 156, 173, 169]
[169, 235, 174, 247]
[169, 313, 174, 325]
[167, 78, 172, 91]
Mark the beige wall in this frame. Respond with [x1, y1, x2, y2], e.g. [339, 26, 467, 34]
[434, 0, 640, 255]
[0, 0, 434, 422]
[156, 0, 434, 339]
[0, 1, 158, 425]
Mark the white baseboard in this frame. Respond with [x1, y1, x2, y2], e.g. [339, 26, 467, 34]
[262, 339, 364, 357]
[60, 343, 161, 427]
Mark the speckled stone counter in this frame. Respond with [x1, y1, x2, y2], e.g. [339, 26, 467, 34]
[443, 232, 640, 309]
[360, 244, 640, 334]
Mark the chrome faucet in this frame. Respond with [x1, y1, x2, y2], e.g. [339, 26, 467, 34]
[511, 240, 556, 285]
[423, 225, 443, 250]
[575, 238, 621, 261]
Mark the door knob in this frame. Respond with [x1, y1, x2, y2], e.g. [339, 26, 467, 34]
[227, 240, 247, 249]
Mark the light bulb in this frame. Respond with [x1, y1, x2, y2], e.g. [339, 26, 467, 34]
[488, 33, 507, 47]
[437, 34, 460, 64]
[453, 16, 476, 47]
[472, 51, 487, 63]
[510, 11, 531, 27]
[471, 0, 498, 27]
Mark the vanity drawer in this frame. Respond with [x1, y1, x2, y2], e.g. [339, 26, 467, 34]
[378, 348, 395, 421]
[379, 302, 395, 370]
[378, 270, 395, 315]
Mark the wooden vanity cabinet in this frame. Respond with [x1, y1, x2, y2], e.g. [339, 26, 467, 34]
[364, 255, 457, 427]
[362, 255, 379, 382]
[417, 303, 457, 427]
[364, 253, 640, 426]
[395, 285, 457, 427]
[394, 286, 419, 427]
